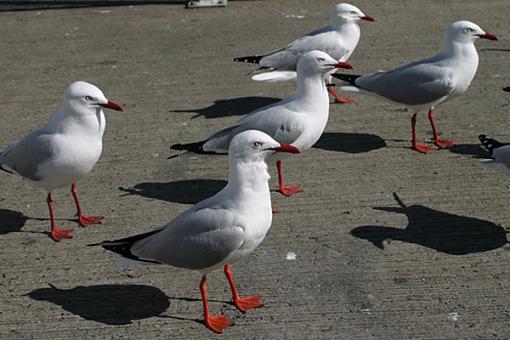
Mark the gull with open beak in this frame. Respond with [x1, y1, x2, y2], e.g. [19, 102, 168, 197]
[0, 81, 123, 241]
[93, 130, 300, 334]
[173, 50, 347, 196]
[332, 20, 497, 153]
[234, 3, 374, 104]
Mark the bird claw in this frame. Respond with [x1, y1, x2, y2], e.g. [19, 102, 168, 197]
[433, 138, 455, 149]
[278, 185, 302, 197]
[50, 227, 73, 241]
[334, 96, 354, 104]
[412, 143, 434, 153]
[233, 295, 263, 313]
[78, 215, 104, 227]
[204, 314, 233, 334]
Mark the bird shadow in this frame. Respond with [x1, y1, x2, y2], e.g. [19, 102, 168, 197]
[313, 132, 386, 153]
[0, 209, 29, 234]
[351, 193, 508, 255]
[447, 143, 489, 158]
[172, 96, 280, 119]
[119, 179, 227, 204]
[25, 284, 170, 325]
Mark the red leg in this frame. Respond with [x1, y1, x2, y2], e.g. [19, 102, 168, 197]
[71, 183, 103, 227]
[427, 108, 455, 148]
[47, 193, 73, 241]
[276, 160, 302, 197]
[224, 264, 263, 313]
[200, 276, 233, 334]
[411, 113, 433, 153]
[327, 84, 354, 104]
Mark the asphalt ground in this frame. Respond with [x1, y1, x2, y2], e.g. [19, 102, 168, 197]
[0, 0, 509, 339]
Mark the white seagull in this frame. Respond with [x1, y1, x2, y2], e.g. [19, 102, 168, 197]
[173, 50, 349, 196]
[93, 130, 300, 334]
[332, 20, 497, 153]
[234, 3, 374, 104]
[479, 134, 510, 174]
[0, 81, 123, 241]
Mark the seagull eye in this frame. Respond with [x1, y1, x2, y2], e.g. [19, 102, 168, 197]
[350, 11, 356, 14]
[85, 96, 93, 101]
[253, 141, 263, 149]
[317, 57, 325, 63]
[464, 27, 475, 33]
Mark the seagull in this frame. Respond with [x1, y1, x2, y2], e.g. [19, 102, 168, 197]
[92, 130, 300, 334]
[332, 20, 498, 153]
[173, 50, 350, 196]
[234, 3, 374, 104]
[479, 134, 510, 174]
[0, 81, 123, 241]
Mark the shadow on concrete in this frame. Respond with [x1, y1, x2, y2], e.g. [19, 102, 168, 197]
[173, 96, 280, 119]
[447, 143, 489, 158]
[0, 1, 185, 12]
[26, 284, 170, 325]
[351, 193, 508, 255]
[0, 209, 29, 234]
[119, 179, 226, 204]
[313, 132, 386, 153]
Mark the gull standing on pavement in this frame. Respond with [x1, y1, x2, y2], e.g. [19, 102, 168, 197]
[234, 3, 374, 104]
[0, 81, 123, 241]
[173, 50, 350, 196]
[93, 130, 300, 334]
[332, 20, 497, 153]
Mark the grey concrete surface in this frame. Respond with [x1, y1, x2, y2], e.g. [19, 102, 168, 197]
[0, 1, 509, 339]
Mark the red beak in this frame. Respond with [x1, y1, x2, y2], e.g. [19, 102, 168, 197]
[479, 32, 498, 41]
[99, 100, 123, 111]
[326, 61, 353, 70]
[361, 15, 375, 22]
[271, 144, 301, 154]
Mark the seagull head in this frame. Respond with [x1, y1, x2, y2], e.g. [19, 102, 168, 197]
[445, 20, 498, 45]
[297, 50, 352, 77]
[229, 130, 300, 163]
[331, 3, 374, 25]
[63, 81, 123, 116]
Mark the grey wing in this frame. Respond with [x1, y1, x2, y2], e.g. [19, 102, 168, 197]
[260, 26, 333, 70]
[202, 104, 304, 153]
[0, 130, 54, 181]
[130, 208, 244, 270]
[493, 146, 510, 168]
[356, 62, 454, 106]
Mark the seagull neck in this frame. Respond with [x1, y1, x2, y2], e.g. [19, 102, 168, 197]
[442, 40, 478, 59]
[334, 21, 361, 40]
[295, 73, 328, 101]
[226, 159, 270, 195]
[46, 107, 106, 137]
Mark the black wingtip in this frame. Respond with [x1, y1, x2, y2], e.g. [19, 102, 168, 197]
[96, 229, 163, 264]
[331, 73, 361, 85]
[503, 86, 510, 92]
[233, 55, 263, 64]
[479, 134, 503, 154]
[170, 141, 206, 153]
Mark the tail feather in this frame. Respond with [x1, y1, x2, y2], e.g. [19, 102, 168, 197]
[234, 55, 264, 64]
[331, 73, 361, 85]
[89, 229, 162, 264]
[479, 134, 504, 155]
